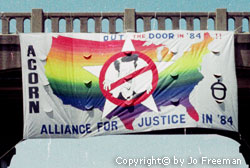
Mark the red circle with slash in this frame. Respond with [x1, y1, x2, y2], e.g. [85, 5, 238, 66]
[99, 51, 158, 107]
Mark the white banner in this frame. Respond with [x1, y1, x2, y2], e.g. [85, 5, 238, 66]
[20, 31, 238, 139]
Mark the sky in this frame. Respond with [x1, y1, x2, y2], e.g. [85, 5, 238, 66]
[0, 0, 248, 167]
[0, 0, 250, 12]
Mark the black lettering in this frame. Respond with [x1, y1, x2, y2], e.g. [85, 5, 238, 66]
[29, 87, 39, 99]
[40, 125, 48, 134]
[72, 125, 79, 134]
[27, 45, 36, 57]
[86, 124, 92, 133]
[29, 101, 39, 113]
[28, 59, 37, 70]
[28, 73, 38, 84]
[64, 125, 72, 134]
[79, 125, 86, 134]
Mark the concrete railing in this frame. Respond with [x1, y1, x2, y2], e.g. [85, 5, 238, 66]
[0, 8, 250, 33]
[0, 8, 250, 71]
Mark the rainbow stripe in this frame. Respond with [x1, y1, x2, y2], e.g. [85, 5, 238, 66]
[45, 33, 213, 130]
[45, 36, 168, 110]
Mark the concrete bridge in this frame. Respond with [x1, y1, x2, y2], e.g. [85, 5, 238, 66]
[0, 8, 250, 167]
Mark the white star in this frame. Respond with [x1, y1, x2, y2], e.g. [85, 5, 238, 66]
[83, 38, 174, 119]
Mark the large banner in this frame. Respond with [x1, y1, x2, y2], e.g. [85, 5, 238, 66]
[20, 31, 238, 139]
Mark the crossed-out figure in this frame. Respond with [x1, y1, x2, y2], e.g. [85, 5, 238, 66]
[103, 54, 152, 101]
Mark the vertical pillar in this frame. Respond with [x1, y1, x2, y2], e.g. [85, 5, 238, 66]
[216, 8, 228, 31]
[109, 17, 116, 33]
[200, 17, 207, 30]
[31, 9, 44, 32]
[124, 9, 136, 32]
[234, 17, 243, 33]
[51, 17, 59, 33]
[158, 17, 165, 30]
[16, 18, 24, 33]
[186, 17, 194, 30]
[2, 18, 9, 34]
[80, 18, 88, 32]
[94, 17, 101, 33]
[172, 17, 179, 30]
[66, 18, 73, 32]
[143, 17, 151, 32]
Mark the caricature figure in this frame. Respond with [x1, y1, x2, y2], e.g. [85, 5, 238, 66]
[103, 54, 152, 100]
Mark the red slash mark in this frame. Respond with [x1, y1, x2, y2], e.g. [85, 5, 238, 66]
[99, 51, 158, 107]
[109, 64, 153, 91]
